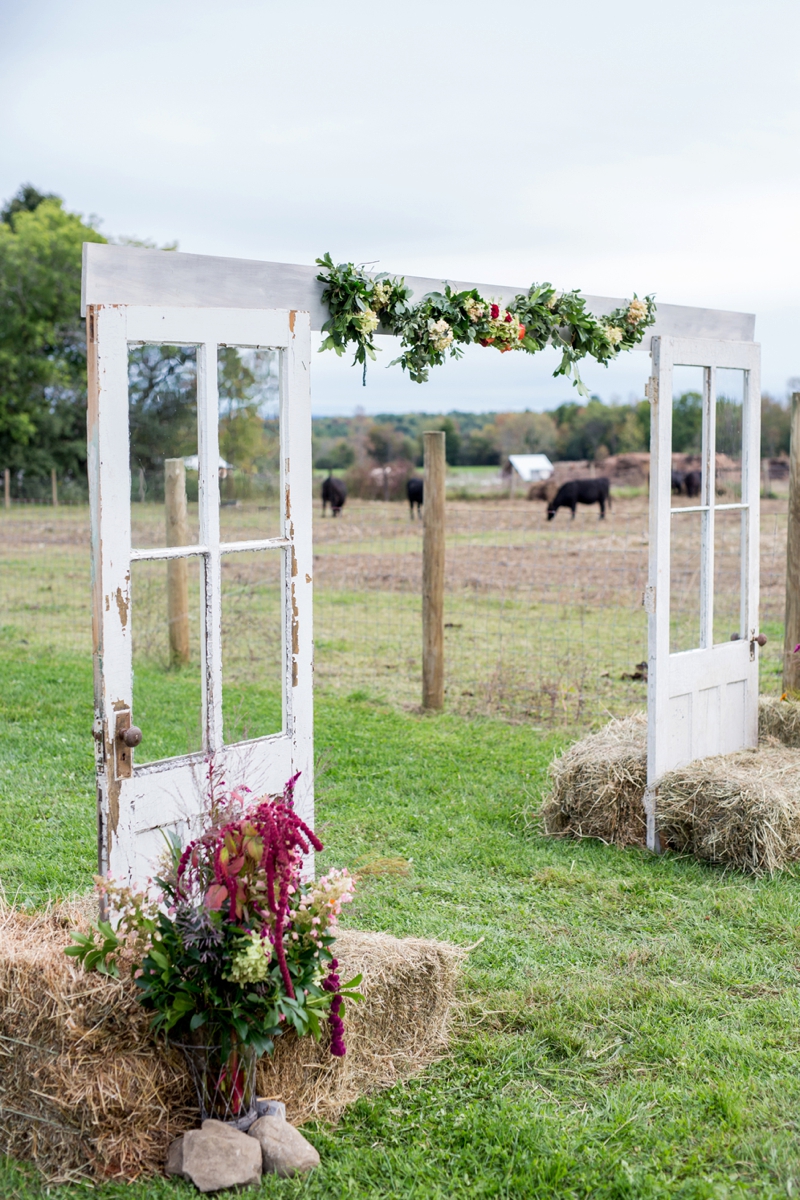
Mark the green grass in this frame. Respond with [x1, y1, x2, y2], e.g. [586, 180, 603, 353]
[3, 642, 800, 1196]
[2, 497, 788, 732]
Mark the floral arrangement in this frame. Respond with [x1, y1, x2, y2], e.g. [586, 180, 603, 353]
[67, 774, 361, 1090]
[316, 252, 656, 394]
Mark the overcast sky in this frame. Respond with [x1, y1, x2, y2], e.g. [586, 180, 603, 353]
[1, 0, 798, 415]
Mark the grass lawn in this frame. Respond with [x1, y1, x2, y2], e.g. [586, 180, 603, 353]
[2, 641, 800, 1197]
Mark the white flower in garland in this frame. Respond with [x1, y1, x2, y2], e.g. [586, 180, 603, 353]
[463, 297, 486, 323]
[604, 325, 624, 346]
[371, 281, 394, 312]
[428, 318, 454, 353]
[626, 298, 649, 326]
[354, 309, 379, 336]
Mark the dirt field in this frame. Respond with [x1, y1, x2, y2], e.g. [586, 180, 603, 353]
[0, 489, 789, 730]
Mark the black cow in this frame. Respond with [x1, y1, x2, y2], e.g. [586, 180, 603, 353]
[547, 477, 611, 521]
[671, 470, 685, 494]
[321, 473, 346, 517]
[407, 477, 423, 518]
[684, 469, 701, 499]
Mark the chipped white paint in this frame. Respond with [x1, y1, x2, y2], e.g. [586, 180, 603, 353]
[87, 304, 313, 888]
[82, 242, 756, 345]
[645, 336, 762, 850]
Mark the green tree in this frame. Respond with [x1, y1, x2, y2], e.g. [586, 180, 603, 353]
[715, 397, 743, 458]
[422, 417, 461, 465]
[128, 345, 198, 482]
[0, 190, 105, 486]
[217, 347, 279, 475]
[315, 439, 355, 470]
[0, 183, 60, 224]
[550, 398, 650, 460]
[671, 391, 703, 453]
[634, 399, 650, 450]
[459, 427, 500, 465]
[483, 411, 558, 461]
[761, 395, 791, 458]
[366, 422, 411, 465]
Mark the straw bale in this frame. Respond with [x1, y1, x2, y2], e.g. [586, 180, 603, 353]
[0, 904, 462, 1184]
[258, 930, 463, 1124]
[541, 699, 800, 861]
[542, 712, 647, 847]
[657, 744, 800, 874]
[759, 694, 800, 748]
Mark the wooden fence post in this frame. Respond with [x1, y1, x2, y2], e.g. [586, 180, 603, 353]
[3, 469, 9, 509]
[422, 431, 445, 710]
[165, 458, 191, 666]
[51, 467, 58, 507]
[783, 393, 800, 694]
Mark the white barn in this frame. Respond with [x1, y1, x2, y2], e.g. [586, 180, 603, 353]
[508, 453, 554, 483]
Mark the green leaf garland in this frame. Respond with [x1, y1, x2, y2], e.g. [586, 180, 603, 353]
[316, 254, 656, 394]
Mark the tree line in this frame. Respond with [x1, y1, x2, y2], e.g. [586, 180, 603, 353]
[314, 391, 793, 474]
[0, 184, 794, 501]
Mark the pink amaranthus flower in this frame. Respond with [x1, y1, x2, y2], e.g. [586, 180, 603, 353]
[176, 780, 322, 1000]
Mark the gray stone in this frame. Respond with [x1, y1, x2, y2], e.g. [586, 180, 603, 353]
[256, 1098, 286, 1120]
[165, 1136, 184, 1177]
[176, 1119, 262, 1192]
[229, 1108, 259, 1133]
[220, 1099, 285, 1133]
[248, 1114, 320, 1177]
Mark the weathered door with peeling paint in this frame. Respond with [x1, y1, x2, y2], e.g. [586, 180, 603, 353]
[87, 305, 313, 888]
[645, 335, 763, 850]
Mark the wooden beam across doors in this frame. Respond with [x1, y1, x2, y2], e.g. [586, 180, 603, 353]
[82, 243, 756, 346]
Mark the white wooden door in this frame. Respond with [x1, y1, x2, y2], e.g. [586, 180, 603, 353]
[645, 335, 762, 850]
[87, 305, 313, 888]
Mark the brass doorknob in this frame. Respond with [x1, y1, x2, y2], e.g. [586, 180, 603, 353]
[754, 634, 768, 647]
[121, 725, 143, 748]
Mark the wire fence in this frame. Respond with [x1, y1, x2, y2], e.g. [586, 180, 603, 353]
[0, 486, 789, 732]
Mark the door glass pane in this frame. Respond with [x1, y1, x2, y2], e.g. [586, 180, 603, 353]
[670, 510, 703, 653]
[715, 368, 744, 500]
[714, 508, 746, 645]
[128, 344, 199, 550]
[670, 366, 705, 492]
[217, 347, 281, 542]
[221, 549, 283, 743]
[131, 556, 203, 763]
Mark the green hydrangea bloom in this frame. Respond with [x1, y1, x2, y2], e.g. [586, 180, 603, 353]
[223, 930, 272, 984]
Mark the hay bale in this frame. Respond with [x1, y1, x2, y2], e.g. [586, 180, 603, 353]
[657, 745, 800, 874]
[541, 698, 800, 872]
[542, 712, 647, 847]
[258, 930, 462, 1124]
[0, 904, 462, 1184]
[759, 694, 800, 748]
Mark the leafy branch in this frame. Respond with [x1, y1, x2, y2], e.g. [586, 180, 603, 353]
[316, 254, 656, 394]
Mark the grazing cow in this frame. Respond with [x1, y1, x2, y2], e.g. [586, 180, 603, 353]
[321, 473, 346, 517]
[684, 469, 701, 499]
[547, 477, 611, 521]
[671, 470, 685, 494]
[407, 476, 423, 518]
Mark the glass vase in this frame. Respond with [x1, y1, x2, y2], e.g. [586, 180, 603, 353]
[175, 1040, 260, 1125]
